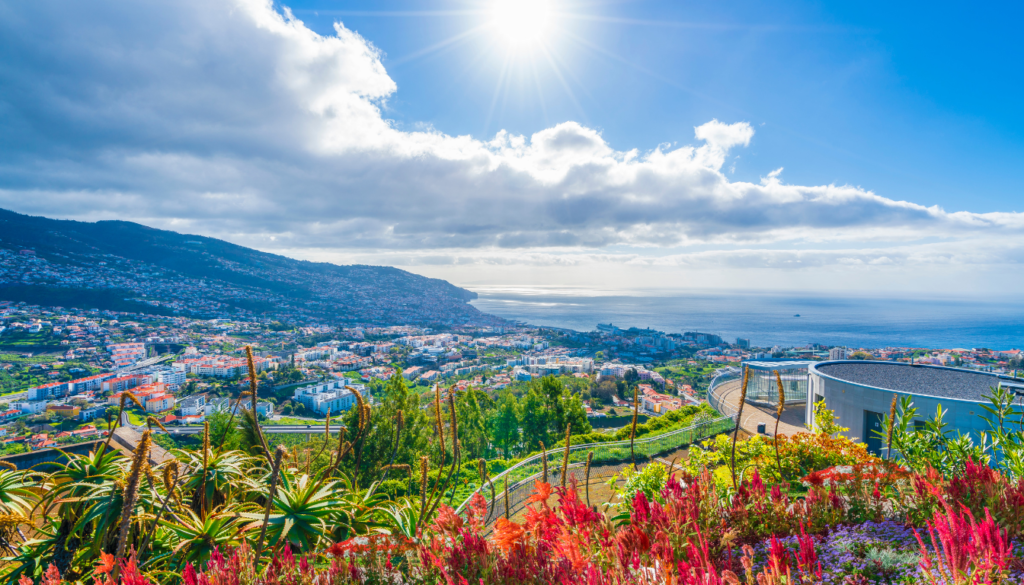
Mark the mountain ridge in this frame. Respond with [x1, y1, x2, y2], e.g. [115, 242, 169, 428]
[0, 208, 494, 326]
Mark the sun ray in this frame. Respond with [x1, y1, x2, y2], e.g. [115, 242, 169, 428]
[483, 51, 514, 138]
[389, 24, 491, 67]
[293, 9, 485, 18]
[529, 58, 550, 129]
[559, 27, 745, 117]
[555, 12, 851, 33]
[538, 44, 589, 127]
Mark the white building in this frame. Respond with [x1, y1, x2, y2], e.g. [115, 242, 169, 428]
[152, 367, 187, 390]
[828, 347, 850, 360]
[12, 401, 49, 414]
[108, 342, 147, 368]
[179, 395, 207, 417]
[292, 380, 364, 416]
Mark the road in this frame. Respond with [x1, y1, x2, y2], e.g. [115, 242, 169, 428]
[156, 424, 340, 435]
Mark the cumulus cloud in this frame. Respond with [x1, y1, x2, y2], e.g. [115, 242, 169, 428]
[0, 0, 1022, 289]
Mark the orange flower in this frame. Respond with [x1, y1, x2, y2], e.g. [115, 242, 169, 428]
[491, 517, 525, 552]
[95, 552, 116, 575]
[527, 481, 552, 504]
[433, 504, 464, 535]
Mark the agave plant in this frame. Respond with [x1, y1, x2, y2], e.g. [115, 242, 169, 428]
[239, 472, 344, 551]
[2, 444, 167, 582]
[19, 446, 128, 579]
[0, 467, 34, 516]
[178, 448, 254, 516]
[157, 508, 249, 570]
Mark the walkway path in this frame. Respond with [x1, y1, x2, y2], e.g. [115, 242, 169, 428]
[716, 378, 808, 436]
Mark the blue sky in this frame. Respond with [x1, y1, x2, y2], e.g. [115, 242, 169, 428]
[289, 0, 1024, 213]
[0, 0, 1022, 295]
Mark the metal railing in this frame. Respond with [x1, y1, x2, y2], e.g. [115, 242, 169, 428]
[707, 368, 742, 419]
[455, 413, 736, 520]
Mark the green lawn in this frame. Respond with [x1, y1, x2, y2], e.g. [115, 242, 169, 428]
[268, 416, 345, 426]
[126, 411, 148, 426]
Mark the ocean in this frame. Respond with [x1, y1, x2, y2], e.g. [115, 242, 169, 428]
[468, 287, 1024, 350]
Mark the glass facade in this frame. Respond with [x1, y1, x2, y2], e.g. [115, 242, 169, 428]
[742, 361, 813, 406]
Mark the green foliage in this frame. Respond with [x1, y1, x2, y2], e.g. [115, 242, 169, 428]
[813, 400, 848, 437]
[376, 479, 410, 499]
[342, 372, 430, 487]
[520, 387, 548, 451]
[456, 388, 492, 460]
[207, 410, 240, 452]
[490, 390, 520, 459]
[881, 387, 1023, 478]
[614, 462, 668, 506]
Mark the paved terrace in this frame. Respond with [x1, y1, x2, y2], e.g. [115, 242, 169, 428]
[715, 378, 808, 436]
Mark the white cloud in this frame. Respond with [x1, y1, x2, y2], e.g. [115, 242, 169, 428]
[0, 0, 1022, 292]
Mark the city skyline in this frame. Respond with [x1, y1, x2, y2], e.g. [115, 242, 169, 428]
[1, 0, 1022, 294]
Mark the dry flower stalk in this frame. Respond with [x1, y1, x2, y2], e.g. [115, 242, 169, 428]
[560, 423, 572, 489]
[773, 370, 786, 484]
[584, 451, 594, 507]
[114, 430, 152, 566]
[886, 395, 898, 460]
[731, 367, 750, 489]
[540, 441, 548, 484]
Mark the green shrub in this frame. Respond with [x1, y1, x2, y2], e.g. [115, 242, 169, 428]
[377, 479, 409, 499]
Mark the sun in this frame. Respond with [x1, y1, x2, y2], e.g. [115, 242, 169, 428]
[491, 0, 551, 47]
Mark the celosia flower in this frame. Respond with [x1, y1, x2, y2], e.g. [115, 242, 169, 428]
[492, 517, 526, 553]
[95, 552, 116, 575]
[434, 504, 465, 535]
[42, 563, 62, 585]
[527, 481, 552, 504]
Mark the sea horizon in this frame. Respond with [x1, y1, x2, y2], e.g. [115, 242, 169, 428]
[467, 286, 1024, 350]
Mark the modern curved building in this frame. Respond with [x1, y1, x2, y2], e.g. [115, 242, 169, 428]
[807, 361, 1024, 455]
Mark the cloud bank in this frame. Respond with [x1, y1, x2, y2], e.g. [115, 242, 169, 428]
[0, 0, 1021, 291]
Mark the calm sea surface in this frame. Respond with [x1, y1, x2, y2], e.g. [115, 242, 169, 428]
[468, 288, 1024, 350]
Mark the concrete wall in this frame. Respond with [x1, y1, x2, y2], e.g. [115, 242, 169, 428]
[809, 372, 992, 453]
[0, 439, 104, 471]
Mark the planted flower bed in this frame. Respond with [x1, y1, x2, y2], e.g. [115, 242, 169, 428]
[13, 383, 1024, 584]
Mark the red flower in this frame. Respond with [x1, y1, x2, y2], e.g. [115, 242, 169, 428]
[434, 504, 464, 534]
[527, 481, 552, 504]
[802, 469, 826, 487]
[95, 552, 116, 575]
[491, 517, 525, 552]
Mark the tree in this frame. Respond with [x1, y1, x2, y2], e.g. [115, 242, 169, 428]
[536, 375, 569, 436]
[558, 388, 592, 436]
[342, 371, 430, 486]
[1, 442, 26, 456]
[519, 388, 548, 451]
[456, 388, 492, 460]
[207, 410, 239, 451]
[592, 381, 617, 405]
[812, 400, 848, 437]
[624, 368, 639, 385]
[491, 390, 520, 459]
[616, 380, 627, 400]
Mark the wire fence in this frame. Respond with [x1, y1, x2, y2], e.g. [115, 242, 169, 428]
[469, 461, 638, 535]
[455, 413, 737, 523]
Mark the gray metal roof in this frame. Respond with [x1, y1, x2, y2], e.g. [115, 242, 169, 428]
[813, 361, 1009, 402]
[743, 360, 815, 371]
